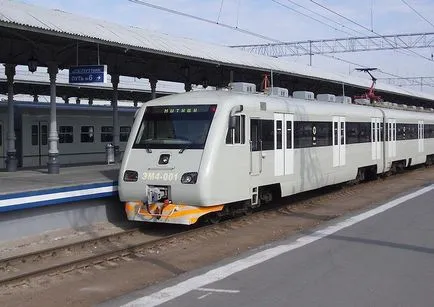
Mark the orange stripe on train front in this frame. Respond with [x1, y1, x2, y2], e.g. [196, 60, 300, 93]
[137, 204, 224, 219]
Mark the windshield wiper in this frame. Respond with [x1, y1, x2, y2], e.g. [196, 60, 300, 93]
[179, 144, 190, 154]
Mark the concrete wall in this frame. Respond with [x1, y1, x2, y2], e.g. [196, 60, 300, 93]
[0, 196, 127, 242]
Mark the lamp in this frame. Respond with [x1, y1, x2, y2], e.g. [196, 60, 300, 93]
[27, 57, 38, 73]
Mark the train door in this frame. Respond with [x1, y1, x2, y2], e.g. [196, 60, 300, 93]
[387, 119, 396, 158]
[418, 120, 424, 153]
[273, 113, 294, 176]
[371, 118, 381, 160]
[332, 116, 346, 167]
[0, 121, 4, 169]
[250, 118, 261, 176]
[31, 121, 49, 166]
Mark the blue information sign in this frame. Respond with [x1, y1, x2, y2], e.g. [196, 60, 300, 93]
[69, 65, 107, 84]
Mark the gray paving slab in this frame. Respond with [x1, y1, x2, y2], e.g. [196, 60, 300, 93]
[0, 164, 119, 195]
[107, 186, 434, 307]
[171, 190, 434, 307]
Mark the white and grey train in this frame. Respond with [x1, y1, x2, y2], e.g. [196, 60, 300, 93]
[0, 102, 135, 169]
[118, 83, 434, 225]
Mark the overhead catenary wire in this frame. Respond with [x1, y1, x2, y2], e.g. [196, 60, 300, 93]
[128, 0, 430, 88]
[277, 0, 388, 51]
[400, 0, 434, 29]
[282, 0, 368, 37]
[270, 0, 355, 37]
[271, 0, 431, 63]
[217, 0, 224, 23]
[236, 0, 241, 28]
[128, 0, 283, 43]
[308, 0, 433, 62]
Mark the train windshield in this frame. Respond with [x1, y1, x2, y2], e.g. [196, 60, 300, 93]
[133, 105, 217, 149]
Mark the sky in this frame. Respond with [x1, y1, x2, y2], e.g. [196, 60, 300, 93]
[17, 0, 434, 94]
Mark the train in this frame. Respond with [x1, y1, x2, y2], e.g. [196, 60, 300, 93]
[0, 101, 136, 169]
[118, 83, 434, 225]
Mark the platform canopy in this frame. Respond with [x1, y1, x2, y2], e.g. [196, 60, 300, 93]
[0, 68, 177, 103]
[0, 0, 433, 107]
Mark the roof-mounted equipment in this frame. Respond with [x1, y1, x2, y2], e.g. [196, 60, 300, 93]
[336, 96, 352, 104]
[230, 82, 256, 93]
[271, 87, 289, 97]
[293, 91, 315, 101]
[317, 94, 336, 103]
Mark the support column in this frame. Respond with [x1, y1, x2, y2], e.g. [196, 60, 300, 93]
[5, 64, 17, 172]
[184, 82, 192, 92]
[184, 67, 192, 92]
[149, 77, 158, 100]
[47, 63, 60, 174]
[111, 74, 120, 162]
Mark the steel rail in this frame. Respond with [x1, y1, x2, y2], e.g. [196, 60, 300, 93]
[0, 223, 214, 286]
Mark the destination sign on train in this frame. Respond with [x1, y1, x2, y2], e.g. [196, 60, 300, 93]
[69, 65, 107, 84]
[147, 105, 217, 114]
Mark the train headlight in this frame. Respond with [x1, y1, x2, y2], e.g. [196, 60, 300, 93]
[123, 170, 138, 182]
[181, 172, 198, 184]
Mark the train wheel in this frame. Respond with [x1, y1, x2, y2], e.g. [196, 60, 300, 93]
[206, 212, 221, 224]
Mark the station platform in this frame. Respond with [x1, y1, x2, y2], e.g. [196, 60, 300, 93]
[0, 164, 126, 243]
[0, 164, 119, 212]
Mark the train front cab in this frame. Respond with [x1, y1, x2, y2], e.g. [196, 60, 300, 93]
[120, 102, 225, 225]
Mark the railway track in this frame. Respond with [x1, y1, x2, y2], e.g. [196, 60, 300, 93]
[0, 226, 183, 287]
[0, 190, 344, 287]
[0, 218, 246, 287]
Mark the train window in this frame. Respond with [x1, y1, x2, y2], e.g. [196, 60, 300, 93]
[0, 124, 2, 146]
[345, 122, 372, 144]
[59, 126, 74, 144]
[294, 121, 312, 148]
[226, 115, 245, 145]
[396, 124, 406, 140]
[250, 119, 260, 151]
[386, 123, 390, 142]
[81, 126, 94, 143]
[134, 105, 216, 150]
[31, 125, 38, 145]
[315, 122, 332, 146]
[408, 124, 418, 139]
[346, 122, 358, 144]
[341, 122, 345, 144]
[293, 121, 331, 148]
[101, 126, 113, 142]
[120, 126, 131, 142]
[286, 121, 292, 149]
[41, 125, 48, 145]
[359, 122, 371, 143]
[380, 123, 383, 142]
[333, 122, 338, 145]
[425, 124, 434, 139]
[276, 120, 282, 149]
[261, 120, 274, 151]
